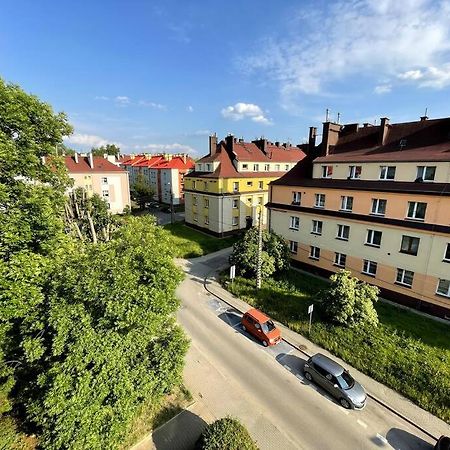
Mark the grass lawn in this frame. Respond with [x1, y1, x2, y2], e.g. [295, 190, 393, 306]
[224, 270, 450, 424]
[164, 222, 239, 258]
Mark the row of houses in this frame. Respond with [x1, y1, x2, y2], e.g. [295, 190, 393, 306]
[183, 117, 450, 320]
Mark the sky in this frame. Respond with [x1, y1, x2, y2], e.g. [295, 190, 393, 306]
[1, 0, 450, 156]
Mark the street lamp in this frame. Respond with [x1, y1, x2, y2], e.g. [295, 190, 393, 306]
[256, 204, 263, 290]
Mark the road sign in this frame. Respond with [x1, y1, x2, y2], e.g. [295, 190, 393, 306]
[308, 304, 314, 334]
[230, 265, 236, 280]
[308, 304, 314, 314]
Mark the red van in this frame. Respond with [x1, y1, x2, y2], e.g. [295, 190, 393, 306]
[241, 308, 281, 347]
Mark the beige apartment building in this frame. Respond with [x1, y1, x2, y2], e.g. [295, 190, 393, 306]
[268, 117, 450, 319]
[65, 153, 131, 214]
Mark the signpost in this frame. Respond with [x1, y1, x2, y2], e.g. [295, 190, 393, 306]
[308, 304, 314, 334]
[230, 265, 236, 285]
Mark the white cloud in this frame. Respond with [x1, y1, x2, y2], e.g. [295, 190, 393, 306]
[138, 100, 166, 110]
[65, 133, 109, 147]
[374, 84, 392, 94]
[398, 70, 424, 80]
[398, 64, 450, 88]
[244, 0, 450, 101]
[138, 143, 197, 154]
[114, 96, 131, 106]
[187, 105, 194, 112]
[221, 102, 272, 125]
[94, 95, 109, 101]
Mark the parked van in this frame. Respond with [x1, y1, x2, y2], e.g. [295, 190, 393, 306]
[241, 308, 281, 347]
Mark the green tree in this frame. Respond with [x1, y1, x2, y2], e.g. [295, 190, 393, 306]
[318, 270, 379, 328]
[196, 417, 259, 450]
[91, 144, 120, 157]
[131, 173, 155, 209]
[229, 227, 290, 279]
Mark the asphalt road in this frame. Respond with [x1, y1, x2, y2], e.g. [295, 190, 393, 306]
[176, 253, 440, 450]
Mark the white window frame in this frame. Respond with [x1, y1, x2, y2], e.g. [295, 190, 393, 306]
[102, 189, 109, 198]
[206, 163, 212, 171]
[416, 166, 436, 182]
[289, 240, 298, 254]
[204, 198, 209, 208]
[348, 165, 362, 179]
[232, 199, 238, 209]
[101, 177, 108, 184]
[396, 268, 414, 288]
[340, 196, 353, 212]
[253, 164, 259, 171]
[232, 216, 239, 226]
[400, 235, 420, 256]
[311, 220, 323, 235]
[233, 182, 239, 193]
[436, 279, 450, 297]
[289, 216, 300, 231]
[275, 164, 280, 171]
[321, 165, 333, 178]
[314, 193, 325, 208]
[366, 229, 382, 247]
[379, 165, 396, 180]
[292, 191, 301, 205]
[444, 243, 450, 262]
[406, 201, 426, 220]
[285, 164, 289, 171]
[264, 164, 270, 171]
[258, 181, 264, 190]
[242, 164, 248, 170]
[336, 224, 350, 241]
[334, 253, 346, 267]
[362, 260, 377, 276]
[371, 198, 387, 216]
[309, 246, 320, 260]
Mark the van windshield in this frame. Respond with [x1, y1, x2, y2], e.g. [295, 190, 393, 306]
[336, 371, 355, 390]
[261, 320, 276, 333]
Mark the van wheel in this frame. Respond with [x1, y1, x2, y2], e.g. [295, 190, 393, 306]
[304, 371, 312, 381]
[262, 340, 268, 347]
[340, 398, 351, 409]
[242, 325, 246, 332]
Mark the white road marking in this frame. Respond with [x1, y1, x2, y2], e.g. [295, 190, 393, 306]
[295, 374, 304, 380]
[357, 419, 368, 429]
[376, 434, 388, 444]
[284, 365, 292, 371]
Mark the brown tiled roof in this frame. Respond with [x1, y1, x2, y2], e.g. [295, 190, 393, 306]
[64, 156, 126, 173]
[316, 118, 450, 163]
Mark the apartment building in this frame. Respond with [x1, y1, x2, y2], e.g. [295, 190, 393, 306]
[184, 134, 306, 236]
[268, 117, 450, 319]
[120, 153, 194, 205]
[64, 153, 131, 214]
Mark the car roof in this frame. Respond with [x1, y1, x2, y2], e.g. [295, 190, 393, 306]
[245, 308, 271, 323]
[310, 353, 344, 376]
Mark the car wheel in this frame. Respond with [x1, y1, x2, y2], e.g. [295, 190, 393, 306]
[304, 371, 313, 381]
[242, 325, 246, 332]
[340, 398, 351, 409]
[262, 340, 268, 347]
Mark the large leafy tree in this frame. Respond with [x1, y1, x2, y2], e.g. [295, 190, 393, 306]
[131, 173, 155, 209]
[91, 144, 120, 157]
[318, 270, 379, 328]
[229, 227, 290, 279]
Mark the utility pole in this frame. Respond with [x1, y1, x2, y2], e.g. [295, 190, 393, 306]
[256, 206, 263, 290]
[170, 191, 175, 224]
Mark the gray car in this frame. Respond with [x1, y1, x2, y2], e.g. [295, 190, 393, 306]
[303, 353, 367, 409]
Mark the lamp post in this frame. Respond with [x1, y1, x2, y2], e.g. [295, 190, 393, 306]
[256, 205, 263, 290]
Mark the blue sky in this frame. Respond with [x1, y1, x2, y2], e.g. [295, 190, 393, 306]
[1, 0, 450, 156]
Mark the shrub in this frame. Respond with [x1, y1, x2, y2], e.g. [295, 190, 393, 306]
[196, 417, 258, 450]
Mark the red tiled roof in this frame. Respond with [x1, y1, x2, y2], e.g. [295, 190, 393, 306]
[64, 156, 126, 173]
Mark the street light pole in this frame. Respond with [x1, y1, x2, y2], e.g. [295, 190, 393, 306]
[170, 191, 174, 224]
[256, 205, 263, 290]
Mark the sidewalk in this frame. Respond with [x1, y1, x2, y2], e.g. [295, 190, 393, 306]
[205, 272, 450, 439]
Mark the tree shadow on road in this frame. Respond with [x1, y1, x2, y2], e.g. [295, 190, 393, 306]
[385, 428, 434, 450]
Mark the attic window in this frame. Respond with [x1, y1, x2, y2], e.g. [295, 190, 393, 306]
[399, 139, 407, 149]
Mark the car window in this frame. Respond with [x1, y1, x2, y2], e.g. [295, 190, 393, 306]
[261, 320, 276, 333]
[245, 315, 254, 325]
[336, 371, 355, 390]
[313, 364, 329, 378]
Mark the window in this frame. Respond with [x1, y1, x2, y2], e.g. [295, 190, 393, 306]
[362, 260, 377, 276]
[275, 164, 280, 171]
[371, 199, 387, 216]
[400, 235, 420, 256]
[232, 199, 238, 209]
[289, 240, 298, 254]
[232, 216, 239, 226]
[340, 196, 353, 212]
[204, 181, 208, 191]
[242, 164, 248, 170]
[233, 182, 239, 192]
[321, 165, 333, 178]
[247, 197, 252, 203]
[379, 166, 396, 180]
[285, 164, 289, 171]
[444, 244, 450, 262]
[396, 268, 414, 287]
[204, 216, 209, 225]
[366, 229, 382, 247]
[416, 166, 436, 181]
[204, 198, 209, 208]
[436, 279, 450, 297]
[258, 197, 263, 205]
[289, 216, 300, 230]
[315, 193, 325, 208]
[247, 181, 253, 186]
[258, 181, 264, 189]
[102, 190, 109, 198]
[336, 224, 350, 241]
[292, 192, 301, 205]
[192, 180, 196, 189]
[253, 164, 259, 171]
[101, 177, 108, 184]
[193, 213, 198, 222]
[334, 253, 346, 267]
[193, 196, 197, 206]
[265, 164, 270, 171]
[309, 246, 320, 260]
[311, 220, 323, 235]
[206, 163, 212, 171]
[348, 166, 362, 179]
[407, 201, 426, 220]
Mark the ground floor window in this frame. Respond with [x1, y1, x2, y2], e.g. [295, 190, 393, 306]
[289, 240, 298, 254]
[396, 268, 414, 288]
[362, 259, 377, 276]
[309, 246, 320, 260]
[334, 253, 346, 268]
[436, 279, 450, 297]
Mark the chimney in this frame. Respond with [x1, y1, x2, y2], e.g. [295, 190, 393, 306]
[420, 115, 428, 121]
[252, 138, 268, 154]
[379, 117, 390, 146]
[74, 152, 79, 164]
[88, 152, 94, 169]
[321, 121, 341, 156]
[308, 126, 317, 153]
[209, 133, 218, 156]
[275, 141, 280, 147]
[225, 134, 234, 153]
[182, 154, 187, 164]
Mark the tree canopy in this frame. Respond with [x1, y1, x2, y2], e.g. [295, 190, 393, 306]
[131, 173, 155, 209]
[91, 144, 120, 157]
[229, 227, 290, 279]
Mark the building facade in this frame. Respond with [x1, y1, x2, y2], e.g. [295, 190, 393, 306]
[64, 153, 131, 214]
[268, 117, 450, 319]
[184, 134, 306, 236]
[120, 153, 194, 205]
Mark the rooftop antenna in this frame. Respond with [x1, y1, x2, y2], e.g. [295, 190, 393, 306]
[337, 112, 341, 124]
[424, 107, 428, 117]
[325, 108, 330, 122]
